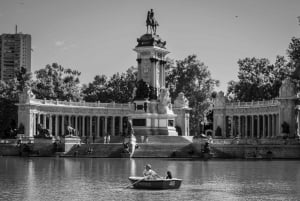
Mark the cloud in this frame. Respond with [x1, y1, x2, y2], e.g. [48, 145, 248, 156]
[55, 40, 78, 51]
[55, 40, 65, 47]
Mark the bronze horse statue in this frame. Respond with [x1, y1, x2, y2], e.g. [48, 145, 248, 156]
[146, 9, 159, 34]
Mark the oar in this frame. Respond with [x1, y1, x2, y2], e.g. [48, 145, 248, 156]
[125, 177, 145, 188]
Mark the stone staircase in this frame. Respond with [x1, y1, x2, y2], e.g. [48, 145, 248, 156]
[138, 135, 193, 144]
[62, 135, 195, 158]
[65, 143, 124, 157]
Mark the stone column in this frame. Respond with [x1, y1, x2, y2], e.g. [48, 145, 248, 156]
[90, 116, 93, 137]
[49, 114, 52, 135]
[82, 116, 86, 137]
[298, 112, 300, 137]
[273, 114, 276, 138]
[245, 116, 248, 139]
[75, 115, 78, 131]
[32, 113, 36, 136]
[55, 115, 58, 137]
[104, 116, 108, 135]
[230, 116, 234, 137]
[119, 116, 123, 135]
[238, 116, 241, 138]
[262, 115, 265, 138]
[96, 116, 100, 138]
[43, 114, 47, 129]
[62, 116, 65, 136]
[268, 114, 271, 138]
[27, 112, 34, 138]
[251, 115, 254, 138]
[38, 113, 41, 125]
[257, 115, 260, 138]
[111, 116, 115, 136]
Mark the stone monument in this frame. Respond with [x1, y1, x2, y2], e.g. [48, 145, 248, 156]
[129, 9, 190, 136]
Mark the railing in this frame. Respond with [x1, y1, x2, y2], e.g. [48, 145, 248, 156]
[225, 99, 279, 107]
[30, 98, 131, 109]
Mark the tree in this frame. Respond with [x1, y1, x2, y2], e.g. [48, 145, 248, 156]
[106, 68, 137, 103]
[32, 63, 82, 101]
[287, 37, 300, 90]
[227, 56, 292, 102]
[0, 67, 32, 138]
[166, 55, 219, 135]
[82, 67, 137, 103]
[82, 75, 109, 102]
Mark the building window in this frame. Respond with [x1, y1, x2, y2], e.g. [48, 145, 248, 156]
[133, 119, 146, 126]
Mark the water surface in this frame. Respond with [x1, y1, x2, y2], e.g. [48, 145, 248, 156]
[0, 157, 299, 201]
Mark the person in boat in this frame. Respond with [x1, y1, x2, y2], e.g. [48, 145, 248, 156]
[143, 164, 160, 180]
[166, 171, 172, 179]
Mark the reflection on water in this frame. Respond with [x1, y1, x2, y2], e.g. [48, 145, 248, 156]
[0, 157, 300, 201]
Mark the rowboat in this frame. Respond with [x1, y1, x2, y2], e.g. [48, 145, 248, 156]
[128, 176, 182, 190]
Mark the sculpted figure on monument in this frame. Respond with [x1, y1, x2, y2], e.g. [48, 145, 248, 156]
[19, 86, 35, 103]
[134, 79, 150, 100]
[174, 92, 189, 108]
[146, 9, 159, 34]
[66, 125, 77, 137]
[157, 88, 173, 114]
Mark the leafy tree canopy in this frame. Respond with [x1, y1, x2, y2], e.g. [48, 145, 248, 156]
[82, 66, 137, 103]
[166, 55, 219, 134]
[0, 67, 32, 138]
[227, 36, 300, 102]
[32, 63, 82, 101]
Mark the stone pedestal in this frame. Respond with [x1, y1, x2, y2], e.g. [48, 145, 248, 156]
[62, 136, 81, 153]
[33, 138, 55, 144]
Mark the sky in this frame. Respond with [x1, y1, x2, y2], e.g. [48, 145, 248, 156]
[0, 0, 299, 92]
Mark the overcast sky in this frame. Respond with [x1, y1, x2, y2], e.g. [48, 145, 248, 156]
[0, 0, 299, 92]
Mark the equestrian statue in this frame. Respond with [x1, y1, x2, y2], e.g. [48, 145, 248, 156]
[146, 9, 159, 34]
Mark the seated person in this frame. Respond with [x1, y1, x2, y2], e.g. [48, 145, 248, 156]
[166, 171, 172, 179]
[143, 164, 160, 180]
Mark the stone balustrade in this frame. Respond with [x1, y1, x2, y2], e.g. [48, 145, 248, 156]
[30, 98, 131, 109]
[225, 100, 279, 108]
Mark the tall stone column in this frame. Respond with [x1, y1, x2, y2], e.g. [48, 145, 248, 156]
[298, 112, 300, 138]
[273, 114, 276, 138]
[75, 115, 78, 131]
[230, 116, 234, 137]
[33, 113, 36, 136]
[119, 116, 123, 135]
[245, 116, 248, 139]
[38, 113, 41, 125]
[269, 115, 273, 138]
[49, 114, 52, 135]
[111, 116, 115, 136]
[43, 114, 46, 129]
[262, 115, 267, 138]
[28, 112, 34, 138]
[82, 116, 86, 137]
[238, 116, 241, 138]
[104, 116, 108, 135]
[55, 115, 58, 137]
[251, 115, 254, 138]
[62, 116, 65, 136]
[268, 115, 271, 138]
[96, 116, 100, 138]
[257, 115, 260, 138]
[90, 116, 93, 137]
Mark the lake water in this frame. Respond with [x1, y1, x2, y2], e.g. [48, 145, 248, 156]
[0, 157, 300, 201]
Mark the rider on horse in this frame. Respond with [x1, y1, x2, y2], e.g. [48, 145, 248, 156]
[146, 9, 159, 34]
